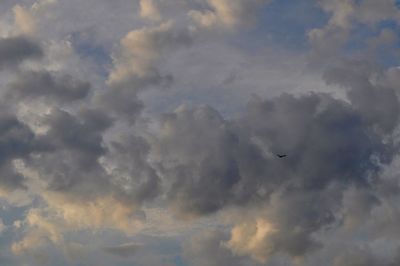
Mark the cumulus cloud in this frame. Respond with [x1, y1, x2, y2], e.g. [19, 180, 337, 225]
[101, 21, 193, 121]
[0, 113, 38, 192]
[324, 60, 400, 134]
[226, 218, 276, 262]
[1, 0, 400, 265]
[0, 36, 42, 69]
[101, 134, 160, 204]
[140, 0, 162, 21]
[183, 229, 259, 266]
[12, 5, 36, 35]
[149, 104, 268, 216]
[108, 21, 192, 84]
[309, 0, 400, 65]
[12, 0, 57, 36]
[145, 70, 399, 262]
[27, 108, 112, 194]
[40, 193, 145, 233]
[149, 88, 393, 218]
[189, 0, 271, 29]
[7, 70, 90, 104]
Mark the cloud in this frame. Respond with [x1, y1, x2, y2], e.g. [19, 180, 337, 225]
[12, 5, 36, 35]
[20, 107, 116, 203]
[1, 1, 400, 265]
[104, 242, 141, 258]
[147, 75, 399, 262]
[149, 104, 266, 216]
[316, 0, 400, 29]
[183, 229, 259, 266]
[323, 59, 400, 134]
[226, 218, 276, 262]
[150, 88, 393, 218]
[140, 0, 162, 21]
[329, 245, 400, 266]
[108, 21, 192, 84]
[367, 28, 398, 54]
[0, 113, 38, 192]
[0, 36, 42, 69]
[101, 134, 160, 204]
[11, 229, 53, 256]
[12, 0, 57, 36]
[41, 193, 145, 233]
[189, 0, 271, 29]
[7, 70, 90, 104]
[100, 21, 192, 120]
[353, 0, 400, 25]
[0, 218, 5, 234]
[309, 0, 400, 65]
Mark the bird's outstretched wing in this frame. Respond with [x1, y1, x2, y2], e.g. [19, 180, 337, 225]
[276, 154, 287, 158]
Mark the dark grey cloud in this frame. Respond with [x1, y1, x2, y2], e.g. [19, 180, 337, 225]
[105, 134, 160, 204]
[0, 114, 35, 162]
[150, 105, 268, 215]
[0, 113, 37, 191]
[0, 36, 42, 69]
[97, 71, 172, 122]
[324, 60, 400, 134]
[41, 108, 111, 158]
[28, 108, 113, 195]
[340, 187, 380, 230]
[151, 91, 392, 216]
[21, 105, 157, 207]
[104, 243, 141, 258]
[329, 245, 400, 266]
[259, 188, 337, 257]
[149, 81, 398, 259]
[7, 71, 90, 103]
[243, 93, 392, 188]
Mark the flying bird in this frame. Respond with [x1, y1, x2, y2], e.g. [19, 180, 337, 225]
[276, 154, 287, 158]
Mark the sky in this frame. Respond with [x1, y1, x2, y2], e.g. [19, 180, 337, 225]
[0, 0, 400, 265]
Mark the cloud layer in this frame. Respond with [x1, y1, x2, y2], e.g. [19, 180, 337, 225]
[0, 0, 400, 265]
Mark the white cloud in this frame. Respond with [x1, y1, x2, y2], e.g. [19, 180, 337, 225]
[140, 0, 162, 21]
[189, 0, 271, 29]
[12, 0, 57, 36]
[108, 21, 192, 84]
[226, 218, 276, 263]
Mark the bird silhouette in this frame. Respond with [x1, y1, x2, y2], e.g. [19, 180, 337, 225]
[276, 154, 287, 158]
